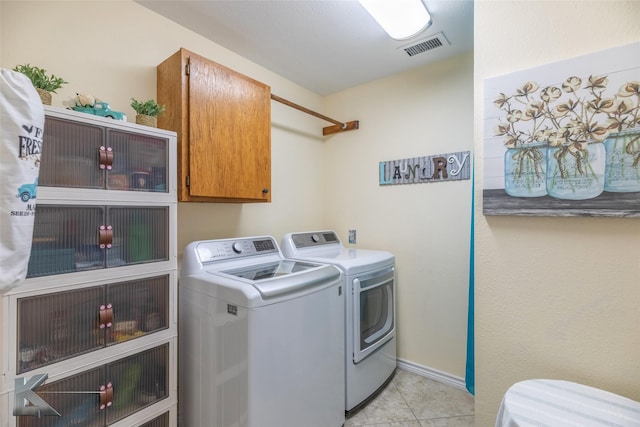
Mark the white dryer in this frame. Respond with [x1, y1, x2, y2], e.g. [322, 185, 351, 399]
[281, 231, 396, 415]
[180, 236, 345, 427]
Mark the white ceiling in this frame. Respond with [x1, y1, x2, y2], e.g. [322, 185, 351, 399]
[136, 0, 474, 96]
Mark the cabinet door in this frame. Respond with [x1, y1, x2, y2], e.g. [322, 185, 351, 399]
[17, 287, 104, 374]
[40, 116, 171, 194]
[106, 344, 169, 425]
[27, 206, 169, 277]
[15, 344, 169, 427]
[107, 207, 169, 266]
[106, 276, 170, 346]
[106, 130, 169, 193]
[28, 205, 105, 277]
[39, 116, 106, 189]
[17, 367, 105, 427]
[15, 275, 170, 374]
[188, 54, 271, 201]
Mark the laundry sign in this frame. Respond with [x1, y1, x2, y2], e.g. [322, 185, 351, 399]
[379, 151, 470, 186]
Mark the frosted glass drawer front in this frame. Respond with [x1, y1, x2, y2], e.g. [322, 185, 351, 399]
[39, 117, 105, 189]
[17, 275, 170, 373]
[16, 344, 169, 427]
[28, 205, 103, 276]
[139, 412, 170, 427]
[40, 117, 169, 193]
[27, 205, 169, 277]
[107, 130, 168, 193]
[107, 207, 169, 267]
[106, 276, 170, 347]
[107, 345, 169, 425]
[17, 366, 104, 427]
[17, 287, 102, 373]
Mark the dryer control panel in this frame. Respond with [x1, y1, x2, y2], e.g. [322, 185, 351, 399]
[290, 231, 340, 248]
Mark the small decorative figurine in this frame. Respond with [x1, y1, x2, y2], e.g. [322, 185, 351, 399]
[63, 93, 127, 121]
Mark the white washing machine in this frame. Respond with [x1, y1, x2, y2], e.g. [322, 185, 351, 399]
[179, 236, 345, 427]
[280, 230, 396, 415]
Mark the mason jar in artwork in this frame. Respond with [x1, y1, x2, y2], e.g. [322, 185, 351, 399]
[546, 141, 605, 200]
[504, 142, 548, 197]
[604, 128, 640, 192]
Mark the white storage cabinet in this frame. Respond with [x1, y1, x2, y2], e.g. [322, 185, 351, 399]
[1, 107, 178, 427]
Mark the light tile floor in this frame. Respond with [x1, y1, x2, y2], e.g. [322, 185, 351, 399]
[344, 369, 474, 427]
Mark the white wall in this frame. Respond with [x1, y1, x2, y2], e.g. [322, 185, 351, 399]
[325, 53, 474, 377]
[0, 0, 331, 258]
[474, 1, 640, 426]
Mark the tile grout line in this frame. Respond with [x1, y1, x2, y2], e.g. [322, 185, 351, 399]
[344, 370, 475, 426]
[392, 379, 422, 424]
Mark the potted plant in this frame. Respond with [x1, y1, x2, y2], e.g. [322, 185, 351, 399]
[130, 98, 165, 127]
[13, 63, 68, 105]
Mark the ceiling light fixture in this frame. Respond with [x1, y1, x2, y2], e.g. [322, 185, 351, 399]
[359, 0, 432, 40]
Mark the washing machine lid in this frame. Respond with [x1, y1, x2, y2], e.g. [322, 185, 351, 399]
[221, 259, 318, 280]
[182, 236, 342, 304]
[213, 260, 340, 299]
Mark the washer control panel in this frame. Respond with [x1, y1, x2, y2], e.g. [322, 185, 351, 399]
[195, 237, 278, 263]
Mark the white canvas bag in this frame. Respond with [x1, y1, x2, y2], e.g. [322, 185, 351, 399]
[0, 69, 44, 293]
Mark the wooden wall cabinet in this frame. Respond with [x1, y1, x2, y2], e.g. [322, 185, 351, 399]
[157, 48, 271, 203]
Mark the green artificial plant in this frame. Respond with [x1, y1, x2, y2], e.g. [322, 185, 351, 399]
[130, 98, 166, 117]
[13, 63, 68, 93]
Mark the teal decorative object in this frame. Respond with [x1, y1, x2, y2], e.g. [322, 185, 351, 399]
[72, 101, 126, 121]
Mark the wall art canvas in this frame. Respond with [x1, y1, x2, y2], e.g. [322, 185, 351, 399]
[483, 42, 640, 217]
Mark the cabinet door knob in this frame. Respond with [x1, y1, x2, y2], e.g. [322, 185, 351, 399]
[262, 188, 269, 194]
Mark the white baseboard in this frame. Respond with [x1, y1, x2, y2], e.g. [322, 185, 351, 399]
[396, 358, 469, 393]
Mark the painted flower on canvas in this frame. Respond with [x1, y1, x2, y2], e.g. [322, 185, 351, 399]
[493, 75, 639, 199]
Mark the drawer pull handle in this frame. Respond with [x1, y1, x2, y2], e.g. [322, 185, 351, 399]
[99, 304, 113, 329]
[99, 382, 113, 409]
[98, 146, 114, 171]
[106, 147, 113, 171]
[98, 225, 113, 249]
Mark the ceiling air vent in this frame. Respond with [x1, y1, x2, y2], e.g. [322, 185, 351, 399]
[402, 32, 450, 57]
